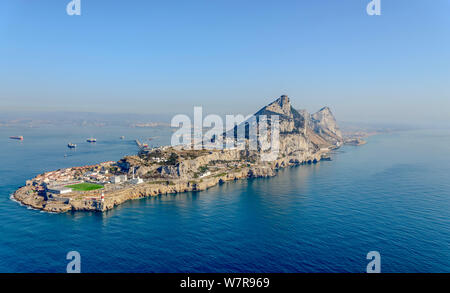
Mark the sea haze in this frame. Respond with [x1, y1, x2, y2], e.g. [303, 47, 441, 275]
[0, 126, 449, 272]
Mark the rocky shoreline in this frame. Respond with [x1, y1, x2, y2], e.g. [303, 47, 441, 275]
[12, 95, 361, 214]
[12, 152, 325, 213]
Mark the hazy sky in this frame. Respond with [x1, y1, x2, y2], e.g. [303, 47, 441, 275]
[1, 0, 449, 124]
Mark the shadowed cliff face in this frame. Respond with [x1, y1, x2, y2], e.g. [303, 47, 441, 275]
[256, 95, 293, 118]
[254, 95, 305, 133]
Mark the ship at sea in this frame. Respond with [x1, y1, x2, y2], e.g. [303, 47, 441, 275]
[9, 136, 23, 141]
[86, 138, 97, 143]
[67, 143, 77, 149]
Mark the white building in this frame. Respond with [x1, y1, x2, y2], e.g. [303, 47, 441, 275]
[199, 171, 211, 178]
[129, 167, 143, 184]
[84, 171, 98, 176]
[47, 187, 72, 194]
[111, 175, 127, 184]
[129, 177, 144, 184]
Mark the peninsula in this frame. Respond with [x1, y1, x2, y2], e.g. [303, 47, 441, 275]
[13, 96, 358, 213]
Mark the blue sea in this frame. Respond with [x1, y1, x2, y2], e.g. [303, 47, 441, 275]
[0, 126, 449, 273]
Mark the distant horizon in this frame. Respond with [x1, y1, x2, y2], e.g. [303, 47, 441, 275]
[1, 108, 448, 130]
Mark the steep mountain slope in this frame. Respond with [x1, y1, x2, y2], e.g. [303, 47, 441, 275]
[140, 95, 343, 179]
[251, 95, 343, 153]
[310, 106, 343, 145]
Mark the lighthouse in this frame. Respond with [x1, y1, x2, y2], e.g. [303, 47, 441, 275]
[101, 192, 104, 203]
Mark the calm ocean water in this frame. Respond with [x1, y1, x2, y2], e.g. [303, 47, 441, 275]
[0, 126, 449, 273]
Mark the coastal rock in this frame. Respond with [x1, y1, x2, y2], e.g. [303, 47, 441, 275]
[12, 95, 352, 213]
[344, 137, 367, 146]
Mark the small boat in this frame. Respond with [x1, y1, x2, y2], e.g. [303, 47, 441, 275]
[120, 136, 125, 140]
[86, 138, 97, 143]
[9, 136, 23, 141]
[67, 143, 77, 149]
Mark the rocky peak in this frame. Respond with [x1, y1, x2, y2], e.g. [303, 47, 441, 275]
[311, 106, 343, 144]
[317, 106, 331, 114]
[231, 95, 342, 146]
[311, 106, 335, 125]
[252, 95, 305, 133]
[278, 95, 292, 115]
[257, 95, 293, 118]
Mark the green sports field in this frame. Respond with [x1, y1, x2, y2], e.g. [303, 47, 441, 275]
[66, 183, 103, 191]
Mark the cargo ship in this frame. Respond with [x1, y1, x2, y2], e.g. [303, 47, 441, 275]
[67, 143, 77, 149]
[9, 136, 23, 141]
[86, 138, 97, 143]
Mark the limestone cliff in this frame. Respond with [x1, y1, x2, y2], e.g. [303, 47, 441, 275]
[13, 95, 346, 213]
[310, 106, 343, 145]
[252, 95, 342, 156]
[156, 95, 344, 179]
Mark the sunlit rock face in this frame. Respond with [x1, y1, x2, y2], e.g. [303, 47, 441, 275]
[116, 95, 344, 180]
[310, 106, 343, 145]
[12, 94, 347, 213]
[254, 95, 304, 133]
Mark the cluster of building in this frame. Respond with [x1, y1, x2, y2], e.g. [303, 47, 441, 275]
[26, 161, 145, 200]
[29, 169, 74, 185]
[83, 168, 111, 184]
[151, 157, 166, 163]
[27, 161, 117, 186]
[109, 167, 143, 185]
